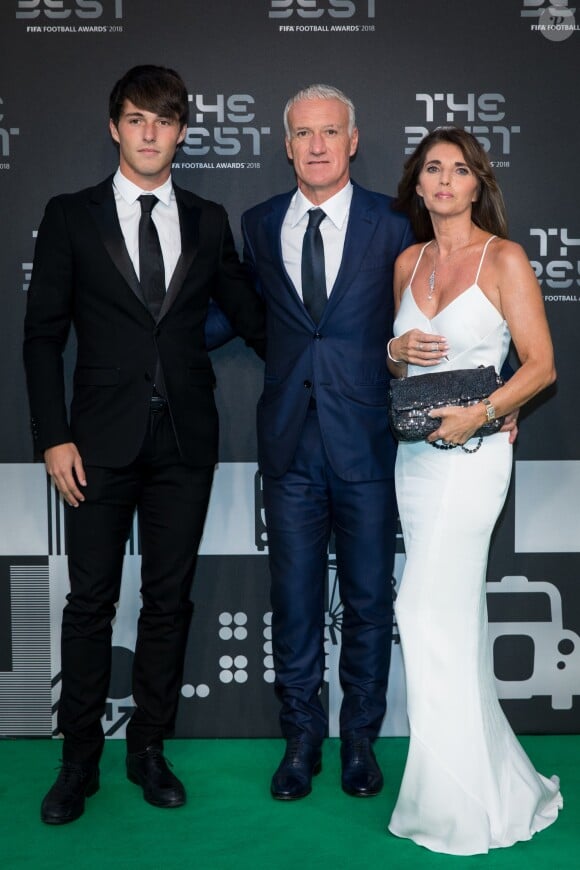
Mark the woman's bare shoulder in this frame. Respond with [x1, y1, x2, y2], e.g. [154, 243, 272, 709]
[395, 242, 426, 271]
[487, 237, 531, 270]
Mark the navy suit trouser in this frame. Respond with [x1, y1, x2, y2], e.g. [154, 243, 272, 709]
[263, 408, 397, 745]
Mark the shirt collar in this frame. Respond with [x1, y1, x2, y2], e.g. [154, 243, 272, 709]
[113, 168, 174, 207]
[290, 181, 353, 230]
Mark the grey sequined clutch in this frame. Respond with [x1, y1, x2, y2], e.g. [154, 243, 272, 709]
[388, 365, 504, 443]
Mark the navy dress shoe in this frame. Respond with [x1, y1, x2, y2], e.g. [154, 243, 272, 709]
[40, 761, 99, 824]
[126, 745, 186, 808]
[271, 736, 322, 800]
[341, 737, 383, 797]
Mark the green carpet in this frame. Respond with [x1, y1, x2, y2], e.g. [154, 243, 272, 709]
[0, 737, 576, 869]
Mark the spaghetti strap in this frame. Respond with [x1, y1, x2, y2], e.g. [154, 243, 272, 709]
[408, 241, 434, 289]
[474, 235, 497, 285]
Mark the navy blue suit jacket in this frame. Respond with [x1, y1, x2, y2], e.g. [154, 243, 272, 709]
[242, 182, 414, 481]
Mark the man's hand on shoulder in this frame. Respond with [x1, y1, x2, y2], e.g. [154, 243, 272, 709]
[44, 443, 87, 507]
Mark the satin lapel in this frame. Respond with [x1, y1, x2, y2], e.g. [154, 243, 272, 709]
[321, 185, 379, 321]
[159, 188, 200, 321]
[86, 177, 144, 306]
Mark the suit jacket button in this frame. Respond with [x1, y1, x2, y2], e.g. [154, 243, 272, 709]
[313, 332, 322, 340]
[303, 380, 312, 389]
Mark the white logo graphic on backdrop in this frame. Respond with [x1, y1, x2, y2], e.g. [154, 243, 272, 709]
[16, 0, 124, 33]
[175, 94, 270, 171]
[404, 93, 520, 167]
[521, 1, 578, 41]
[0, 97, 20, 171]
[487, 576, 580, 710]
[515, 461, 580, 552]
[269, 0, 375, 15]
[269, 0, 377, 32]
[0, 561, 52, 735]
[218, 612, 248, 684]
[21, 229, 37, 292]
[528, 227, 580, 300]
[263, 612, 275, 683]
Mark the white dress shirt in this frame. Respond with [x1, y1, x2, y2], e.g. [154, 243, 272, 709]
[281, 181, 353, 301]
[113, 168, 181, 289]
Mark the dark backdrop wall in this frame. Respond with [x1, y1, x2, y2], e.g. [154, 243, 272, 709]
[1, 0, 579, 739]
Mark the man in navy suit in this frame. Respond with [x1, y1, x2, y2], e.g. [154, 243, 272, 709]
[24, 65, 265, 824]
[242, 85, 414, 800]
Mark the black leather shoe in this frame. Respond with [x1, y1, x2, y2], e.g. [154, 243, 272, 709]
[341, 737, 383, 797]
[126, 745, 186, 808]
[271, 736, 322, 800]
[40, 762, 99, 824]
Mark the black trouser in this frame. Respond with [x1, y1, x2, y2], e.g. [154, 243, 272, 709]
[58, 405, 214, 765]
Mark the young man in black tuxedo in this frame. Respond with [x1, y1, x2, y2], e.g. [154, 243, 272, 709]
[24, 65, 265, 824]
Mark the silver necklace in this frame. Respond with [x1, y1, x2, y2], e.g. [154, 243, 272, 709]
[427, 233, 473, 301]
[427, 261, 436, 299]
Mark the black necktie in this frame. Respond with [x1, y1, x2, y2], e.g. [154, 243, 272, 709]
[138, 194, 165, 320]
[301, 208, 327, 323]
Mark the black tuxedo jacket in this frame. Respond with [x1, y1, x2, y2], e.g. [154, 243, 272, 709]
[23, 176, 265, 468]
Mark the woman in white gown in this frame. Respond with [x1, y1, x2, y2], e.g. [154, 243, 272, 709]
[386, 128, 562, 855]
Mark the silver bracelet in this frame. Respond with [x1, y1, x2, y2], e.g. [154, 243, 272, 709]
[387, 337, 404, 365]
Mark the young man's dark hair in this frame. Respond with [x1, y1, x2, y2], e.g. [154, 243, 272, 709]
[109, 64, 189, 127]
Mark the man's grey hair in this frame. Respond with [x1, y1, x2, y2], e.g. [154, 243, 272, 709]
[283, 84, 356, 137]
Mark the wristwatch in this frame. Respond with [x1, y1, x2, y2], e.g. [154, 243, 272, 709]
[482, 398, 496, 422]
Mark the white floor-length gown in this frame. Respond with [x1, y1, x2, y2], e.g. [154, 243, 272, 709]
[388, 237, 562, 855]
